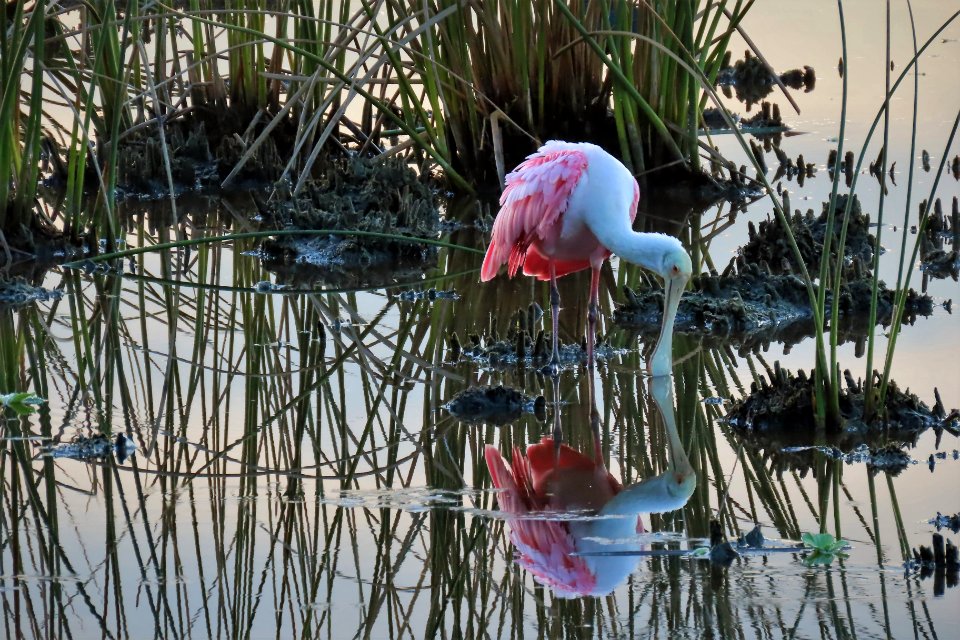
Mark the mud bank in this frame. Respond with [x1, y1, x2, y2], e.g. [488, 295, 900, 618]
[716, 50, 815, 108]
[723, 364, 959, 475]
[614, 262, 933, 352]
[256, 156, 440, 285]
[444, 385, 545, 425]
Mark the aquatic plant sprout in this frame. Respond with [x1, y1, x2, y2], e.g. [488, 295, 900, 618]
[0, 392, 45, 416]
[801, 532, 850, 566]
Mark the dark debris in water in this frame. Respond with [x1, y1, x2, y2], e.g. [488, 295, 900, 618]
[909, 534, 959, 595]
[708, 520, 740, 566]
[447, 328, 624, 372]
[444, 385, 545, 425]
[777, 443, 917, 476]
[41, 434, 136, 464]
[716, 50, 815, 109]
[0, 278, 62, 309]
[737, 524, 765, 549]
[257, 235, 438, 289]
[930, 512, 960, 534]
[927, 449, 960, 472]
[445, 304, 625, 371]
[396, 288, 460, 302]
[917, 196, 959, 281]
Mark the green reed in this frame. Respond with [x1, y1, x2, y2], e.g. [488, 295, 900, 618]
[613, 1, 960, 430]
[0, 195, 949, 635]
[384, 0, 752, 182]
[0, 0, 46, 233]
[823, 5, 960, 422]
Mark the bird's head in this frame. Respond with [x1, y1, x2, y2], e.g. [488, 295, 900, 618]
[659, 246, 693, 284]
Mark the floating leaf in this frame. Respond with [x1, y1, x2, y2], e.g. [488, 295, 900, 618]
[802, 532, 849, 554]
[801, 532, 850, 565]
[0, 392, 45, 415]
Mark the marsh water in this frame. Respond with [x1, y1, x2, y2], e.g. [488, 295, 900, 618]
[3, 2, 960, 638]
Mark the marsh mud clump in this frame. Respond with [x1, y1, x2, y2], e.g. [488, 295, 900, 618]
[613, 262, 933, 353]
[257, 156, 440, 286]
[728, 364, 958, 437]
[444, 385, 544, 425]
[41, 433, 136, 464]
[716, 50, 815, 108]
[617, 191, 937, 352]
[735, 194, 874, 275]
[918, 197, 959, 281]
[108, 109, 292, 198]
[0, 278, 62, 309]
[724, 364, 959, 476]
[445, 307, 626, 371]
[43, 106, 293, 198]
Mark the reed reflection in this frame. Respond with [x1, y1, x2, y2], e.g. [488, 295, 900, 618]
[485, 373, 696, 597]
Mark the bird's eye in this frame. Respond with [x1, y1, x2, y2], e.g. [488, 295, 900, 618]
[671, 265, 680, 275]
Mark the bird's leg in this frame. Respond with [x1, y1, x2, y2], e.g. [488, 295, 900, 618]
[550, 375, 563, 466]
[586, 266, 601, 371]
[541, 262, 562, 377]
[589, 373, 603, 468]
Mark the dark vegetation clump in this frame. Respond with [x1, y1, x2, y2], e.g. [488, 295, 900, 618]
[613, 261, 933, 353]
[444, 385, 544, 425]
[0, 277, 62, 309]
[257, 156, 440, 283]
[716, 50, 815, 108]
[918, 197, 959, 281]
[724, 363, 959, 476]
[735, 194, 873, 274]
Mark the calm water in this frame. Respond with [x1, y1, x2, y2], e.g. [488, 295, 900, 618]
[2, 1, 959, 638]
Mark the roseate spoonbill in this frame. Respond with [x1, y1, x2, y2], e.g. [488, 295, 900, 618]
[480, 141, 692, 377]
[485, 435, 695, 597]
[485, 375, 696, 597]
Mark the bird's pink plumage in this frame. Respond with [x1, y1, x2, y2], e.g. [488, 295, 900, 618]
[485, 443, 598, 596]
[480, 148, 589, 281]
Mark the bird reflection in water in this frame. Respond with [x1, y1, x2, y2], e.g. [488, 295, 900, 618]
[485, 374, 696, 597]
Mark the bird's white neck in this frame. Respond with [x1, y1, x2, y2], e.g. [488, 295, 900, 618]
[584, 213, 680, 277]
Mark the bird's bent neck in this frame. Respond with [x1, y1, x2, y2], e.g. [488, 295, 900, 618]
[586, 214, 678, 276]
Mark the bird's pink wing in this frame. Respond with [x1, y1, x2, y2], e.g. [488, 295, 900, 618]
[523, 438, 644, 535]
[525, 437, 623, 498]
[480, 149, 589, 281]
[485, 444, 597, 597]
[520, 247, 591, 281]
